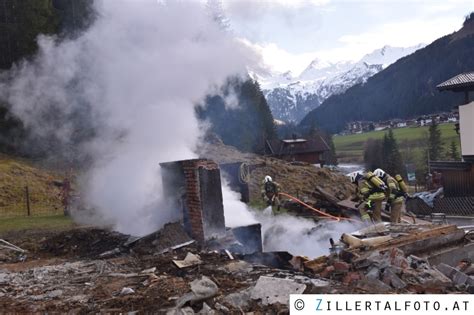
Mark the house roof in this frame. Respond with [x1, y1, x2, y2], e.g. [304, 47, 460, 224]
[437, 72, 474, 91]
[266, 136, 330, 156]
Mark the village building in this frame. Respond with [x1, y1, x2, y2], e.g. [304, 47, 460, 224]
[265, 136, 330, 165]
[429, 72, 474, 215]
[344, 120, 373, 134]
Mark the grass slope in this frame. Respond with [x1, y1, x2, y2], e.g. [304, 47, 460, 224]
[334, 123, 460, 163]
[0, 155, 64, 217]
[0, 215, 74, 234]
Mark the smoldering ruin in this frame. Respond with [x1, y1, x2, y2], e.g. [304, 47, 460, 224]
[1, 151, 474, 313]
[0, 0, 473, 314]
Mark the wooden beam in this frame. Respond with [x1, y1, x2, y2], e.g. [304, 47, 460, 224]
[360, 225, 465, 256]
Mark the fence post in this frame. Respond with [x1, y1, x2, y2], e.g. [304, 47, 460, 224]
[25, 185, 31, 216]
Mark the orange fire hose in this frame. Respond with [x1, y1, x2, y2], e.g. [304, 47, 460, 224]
[278, 192, 360, 223]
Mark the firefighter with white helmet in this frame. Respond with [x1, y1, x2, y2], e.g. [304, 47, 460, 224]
[348, 170, 386, 223]
[374, 168, 408, 223]
[261, 175, 281, 211]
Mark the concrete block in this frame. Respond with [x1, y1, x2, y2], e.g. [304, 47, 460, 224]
[250, 276, 306, 305]
[382, 268, 406, 289]
[224, 288, 252, 309]
[365, 267, 380, 280]
[356, 277, 391, 293]
[436, 263, 455, 278]
[435, 263, 473, 286]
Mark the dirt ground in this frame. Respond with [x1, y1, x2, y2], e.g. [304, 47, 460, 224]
[0, 225, 339, 314]
[1, 223, 472, 312]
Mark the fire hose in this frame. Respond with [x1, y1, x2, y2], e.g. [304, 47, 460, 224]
[278, 192, 360, 223]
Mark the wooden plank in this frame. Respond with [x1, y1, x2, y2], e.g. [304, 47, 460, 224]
[373, 225, 462, 252]
[398, 229, 466, 256]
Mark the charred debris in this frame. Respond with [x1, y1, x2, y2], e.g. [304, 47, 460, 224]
[1, 158, 473, 313]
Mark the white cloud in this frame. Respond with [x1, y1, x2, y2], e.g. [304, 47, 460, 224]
[337, 16, 462, 54]
[240, 39, 321, 74]
[223, 0, 330, 20]
[228, 0, 469, 75]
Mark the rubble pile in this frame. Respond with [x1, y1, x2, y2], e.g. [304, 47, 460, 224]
[1, 219, 473, 312]
[0, 226, 340, 313]
[293, 223, 474, 294]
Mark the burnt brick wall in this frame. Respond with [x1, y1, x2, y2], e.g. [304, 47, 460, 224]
[181, 159, 225, 241]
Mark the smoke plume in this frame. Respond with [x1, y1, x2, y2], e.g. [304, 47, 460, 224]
[0, 0, 259, 235]
[258, 213, 362, 257]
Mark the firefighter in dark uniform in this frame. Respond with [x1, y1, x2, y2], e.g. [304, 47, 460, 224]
[261, 175, 281, 210]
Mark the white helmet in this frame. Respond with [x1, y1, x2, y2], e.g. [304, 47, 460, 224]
[264, 175, 272, 183]
[373, 168, 386, 179]
[348, 171, 362, 184]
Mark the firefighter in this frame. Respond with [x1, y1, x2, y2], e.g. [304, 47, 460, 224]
[261, 175, 281, 210]
[374, 168, 407, 223]
[349, 171, 386, 223]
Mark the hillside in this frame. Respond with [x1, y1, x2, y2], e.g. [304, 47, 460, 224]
[0, 155, 63, 217]
[198, 139, 355, 203]
[300, 14, 474, 133]
[260, 45, 423, 123]
[0, 0, 94, 70]
[334, 123, 460, 163]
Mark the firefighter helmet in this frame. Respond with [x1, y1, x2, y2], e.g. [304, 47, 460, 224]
[373, 168, 386, 179]
[348, 171, 362, 184]
[264, 175, 272, 183]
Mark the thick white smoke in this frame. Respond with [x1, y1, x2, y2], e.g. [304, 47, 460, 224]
[0, 0, 259, 235]
[221, 182, 258, 228]
[221, 174, 361, 258]
[259, 214, 362, 258]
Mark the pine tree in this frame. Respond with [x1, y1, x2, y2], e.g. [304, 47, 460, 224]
[0, 0, 59, 69]
[428, 122, 442, 162]
[381, 129, 405, 176]
[449, 140, 460, 161]
[198, 78, 276, 154]
[364, 138, 383, 171]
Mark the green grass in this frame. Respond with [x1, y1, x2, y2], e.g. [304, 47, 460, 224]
[0, 214, 75, 234]
[0, 155, 64, 217]
[334, 123, 460, 162]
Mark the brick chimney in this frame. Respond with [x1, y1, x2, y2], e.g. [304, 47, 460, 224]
[160, 159, 225, 241]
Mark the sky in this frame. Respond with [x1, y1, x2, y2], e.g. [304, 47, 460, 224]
[220, 0, 473, 75]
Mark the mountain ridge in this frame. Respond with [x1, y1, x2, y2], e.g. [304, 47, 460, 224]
[299, 14, 474, 133]
[259, 44, 424, 123]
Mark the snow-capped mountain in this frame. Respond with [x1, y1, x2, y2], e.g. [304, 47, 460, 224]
[261, 44, 424, 123]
